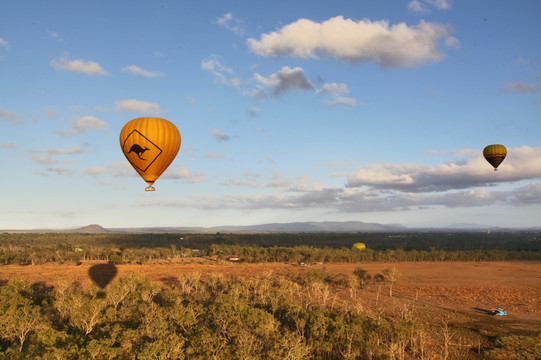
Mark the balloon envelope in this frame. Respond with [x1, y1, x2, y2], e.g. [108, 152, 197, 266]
[483, 144, 507, 171]
[353, 242, 366, 251]
[120, 117, 181, 190]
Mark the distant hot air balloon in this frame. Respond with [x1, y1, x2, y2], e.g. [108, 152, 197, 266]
[120, 117, 181, 191]
[483, 144, 507, 171]
[353, 242, 366, 251]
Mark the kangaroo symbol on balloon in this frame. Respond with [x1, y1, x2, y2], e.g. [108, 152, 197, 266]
[128, 144, 150, 160]
[120, 117, 181, 191]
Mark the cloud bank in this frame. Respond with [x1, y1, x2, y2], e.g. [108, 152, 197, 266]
[347, 146, 541, 192]
[134, 147, 541, 214]
[248, 16, 458, 68]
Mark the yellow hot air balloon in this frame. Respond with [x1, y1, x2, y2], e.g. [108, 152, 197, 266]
[353, 242, 366, 251]
[483, 144, 507, 171]
[120, 117, 181, 191]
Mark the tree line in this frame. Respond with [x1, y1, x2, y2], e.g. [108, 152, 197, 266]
[1, 231, 539, 265]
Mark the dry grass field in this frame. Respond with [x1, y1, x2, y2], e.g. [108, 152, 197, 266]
[1, 260, 540, 341]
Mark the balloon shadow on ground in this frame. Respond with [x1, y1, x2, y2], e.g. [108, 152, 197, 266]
[88, 262, 118, 298]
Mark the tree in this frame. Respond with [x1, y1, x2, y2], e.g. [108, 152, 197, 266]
[382, 268, 401, 297]
[0, 279, 45, 352]
[353, 267, 371, 288]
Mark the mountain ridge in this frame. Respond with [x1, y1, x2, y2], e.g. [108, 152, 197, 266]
[3, 221, 536, 234]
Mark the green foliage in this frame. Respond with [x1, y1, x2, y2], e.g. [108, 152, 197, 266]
[0, 279, 46, 353]
[1, 231, 540, 265]
[1, 269, 537, 359]
[353, 267, 370, 288]
[484, 334, 541, 360]
[0, 272, 427, 359]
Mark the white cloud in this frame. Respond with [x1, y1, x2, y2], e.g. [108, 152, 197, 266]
[254, 66, 315, 97]
[325, 96, 357, 106]
[221, 172, 306, 190]
[0, 109, 23, 124]
[46, 31, 63, 42]
[85, 167, 108, 175]
[50, 55, 109, 75]
[317, 82, 357, 106]
[408, 0, 429, 13]
[162, 165, 206, 183]
[0, 143, 16, 149]
[206, 152, 226, 159]
[201, 55, 240, 86]
[72, 116, 107, 131]
[428, 0, 452, 10]
[56, 115, 108, 136]
[94, 105, 109, 112]
[0, 37, 9, 49]
[121, 65, 164, 77]
[107, 161, 135, 177]
[45, 107, 60, 118]
[161, 165, 190, 179]
[47, 147, 86, 155]
[248, 16, 458, 68]
[347, 146, 541, 192]
[505, 82, 541, 93]
[511, 182, 541, 204]
[216, 13, 244, 36]
[139, 176, 541, 214]
[87, 162, 204, 183]
[211, 128, 231, 141]
[317, 82, 349, 95]
[42, 167, 73, 176]
[112, 142, 539, 216]
[114, 99, 162, 114]
[408, 0, 452, 13]
[32, 156, 58, 165]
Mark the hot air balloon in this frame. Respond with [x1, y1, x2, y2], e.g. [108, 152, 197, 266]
[120, 117, 181, 191]
[353, 242, 366, 251]
[483, 144, 507, 171]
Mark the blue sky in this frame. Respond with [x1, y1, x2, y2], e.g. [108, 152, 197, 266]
[1, 0, 540, 230]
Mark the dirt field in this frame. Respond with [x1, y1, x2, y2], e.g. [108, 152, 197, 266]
[1, 260, 540, 339]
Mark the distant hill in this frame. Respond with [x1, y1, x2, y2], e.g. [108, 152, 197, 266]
[3, 221, 537, 234]
[72, 224, 110, 234]
[208, 221, 407, 233]
[2, 224, 110, 234]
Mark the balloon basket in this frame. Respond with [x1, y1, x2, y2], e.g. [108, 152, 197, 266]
[145, 186, 155, 191]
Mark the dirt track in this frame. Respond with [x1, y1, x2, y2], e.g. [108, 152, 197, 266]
[1, 260, 540, 336]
